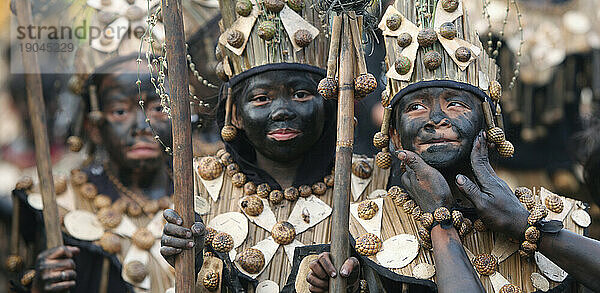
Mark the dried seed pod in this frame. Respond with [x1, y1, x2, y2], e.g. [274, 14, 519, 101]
[244, 182, 257, 195]
[203, 271, 220, 291]
[358, 200, 379, 220]
[287, 0, 304, 12]
[472, 254, 497, 275]
[441, 0, 459, 12]
[235, 0, 253, 16]
[520, 240, 537, 255]
[198, 157, 224, 180]
[397, 33, 412, 48]
[395, 56, 412, 75]
[54, 176, 68, 195]
[318, 77, 338, 100]
[373, 132, 390, 149]
[439, 22, 457, 39]
[5, 255, 23, 272]
[226, 163, 240, 177]
[423, 51, 442, 70]
[412, 206, 423, 221]
[237, 248, 265, 274]
[124, 260, 148, 283]
[352, 160, 373, 179]
[221, 126, 238, 142]
[220, 152, 233, 165]
[205, 227, 217, 246]
[375, 151, 392, 169]
[80, 183, 98, 199]
[231, 172, 247, 188]
[524, 226, 541, 243]
[489, 80, 502, 101]
[452, 210, 464, 229]
[497, 140, 515, 158]
[94, 195, 112, 210]
[257, 21, 277, 41]
[158, 196, 171, 210]
[212, 232, 234, 253]
[127, 203, 143, 217]
[257, 183, 271, 198]
[264, 0, 285, 12]
[67, 136, 83, 152]
[284, 187, 300, 201]
[386, 14, 402, 31]
[227, 30, 244, 48]
[312, 182, 327, 196]
[473, 219, 486, 232]
[324, 175, 334, 187]
[418, 227, 431, 243]
[132, 228, 155, 250]
[97, 208, 123, 229]
[20, 269, 36, 286]
[487, 127, 505, 144]
[420, 213, 434, 230]
[499, 284, 522, 293]
[241, 195, 264, 216]
[216, 62, 229, 82]
[99, 232, 122, 254]
[545, 194, 564, 213]
[354, 73, 378, 97]
[271, 221, 296, 245]
[528, 204, 548, 225]
[299, 185, 312, 197]
[143, 200, 159, 215]
[15, 176, 34, 190]
[355, 233, 382, 256]
[388, 186, 409, 205]
[455, 46, 472, 62]
[402, 199, 417, 214]
[216, 149, 227, 157]
[417, 29, 437, 47]
[459, 218, 473, 237]
[294, 29, 312, 47]
[112, 198, 129, 213]
[514, 187, 532, 197]
[433, 207, 451, 223]
[418, 236, 433, 250]
[71, 170, 88, 186]
[269, 190, 284, 204]
[519, 193, 536, 210]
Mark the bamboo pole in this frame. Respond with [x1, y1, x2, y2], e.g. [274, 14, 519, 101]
[159, 0, 195, 292]
[329, 13, 356, 293]
[14, 0, 63, 250]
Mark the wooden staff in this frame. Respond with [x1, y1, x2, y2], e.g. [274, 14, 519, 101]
[330, 12, 356, 293]
[159, 0, 196, 292]
[14, 0, 63, 250]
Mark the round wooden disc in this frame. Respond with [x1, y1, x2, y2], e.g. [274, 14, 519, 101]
[571, 209, 591, 228]
[63, 210, 104, 241]
[27, 193, 43, 210]
[256, 280, 279, 293]
[530, 272, 550, 292]
[412, 263, 435, 279]
[376, 234, 419, 269]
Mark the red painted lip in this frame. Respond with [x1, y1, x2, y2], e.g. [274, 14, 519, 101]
[127, 142, 160, 159]
[267, 128, 302, 141]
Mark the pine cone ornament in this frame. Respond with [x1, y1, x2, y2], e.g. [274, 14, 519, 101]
[395, 56, 412, 75]
[397, 33, 412, 48]
[439, 22, 457, 39]
[472, 254, 497, 275]
[80, 183, 98, 199]
[459, 218, 473, 237]
[497, 140, 514, 158]
[5, 255, 23, 272]
[402, 199, 417, 214]
[318, 77, 338, 100]
[355, 233, 382, 256]
[112, 198, 129, 213]
[241, 195, 264, 216]
[227, 30, 245, 48]
[417, 29, 437, 47]
[257, 183, 271, 198]
[124, 261, 148, 283]
[433, 207, 451, 223]
[127, 203, 143, 217]
[232, 172, 247, 188]
[489, 80, 502, 101]
[20, 269, 36, 287]
[67, 136, 84, 152]
[216, 149, 227, 157]
[99, 232, 122, 254]
[132, 228, 155, 250]
[417, 227, 431, 243]
[499, 284, 522, 293]
[455, 47, 472, 62]
[352, 160, 373, 179]
[237, 248, 265, 274]
[272, 221, 296, 245]
[388, 186, 410, 206]
[520, 241, 537, 255]
[312, 182, 327, 196]
[54, 176, 68, 195]
[519, 193, 536, 211]
[205, 227, 218, 246]
[420, 213, 435, 230]
[212, 232, 234, 253]
[412, 206, 423, 221]
[284, 187, 300, 201]
[358, 200, 379, 220]
[236, 0, 253, 16]
[294, 29, 313, 47]
[97, 208, 123, 229]
[473, 219, 487, 232]
[299, 185, 312, 197]
[373, 132, 390, 149]
[269, 190, 284, 204]
[324, 175, 334, 187]
[264, 0, 285, 12]
[528, 204, 548, 225]
[375, 151, 392, 169]
[198, 157, 224, 180]
[226, 163, 240, 177]
[487, 127, 505, 144]
[220, 152, 233, 165]
[419, 236, 433, 250]
[386, 13, 402, 31]
[525, 226, 541, 243]
[143, 200, 159, 215]
[15, 176, 33, 190]
[287, 0, 304, 12]
[423, 51, 442, 70]
[354, 73, 377, 97]
[258, 21, 277, 41]
[203, 271, 220, 291]
[216, 62, 229, 82]
[514, 187, 532, 197]
[452, 210, 464, 229]
[545, 195, 564, 213]
[221, 125, 238, 142]
[94, 195, 112, 210]
[244, 182, 257, 195]
[441, 0, 459, 12]
[71, 170, 88, 186]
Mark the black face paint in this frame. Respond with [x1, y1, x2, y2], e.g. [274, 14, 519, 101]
[393, 87, 483, 169]
[97, 63, 172, 173]
[234, 70, 326, 162]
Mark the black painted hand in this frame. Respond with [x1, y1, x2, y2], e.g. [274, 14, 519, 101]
[33, 246, 79, 293]
[160, 209, 205, 267]
[455, 131, 529, 239]
[306, 252, 360, 293]
[397, 150, 453, 213]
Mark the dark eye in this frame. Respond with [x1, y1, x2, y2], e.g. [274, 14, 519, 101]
[250, 94, 270, 106]
[407, 103, 426, 112]
[293, 90, 313, 101]
[152, 105, 163, 112]
[112, 108, 128, 116]
[447, 101, 468, 109]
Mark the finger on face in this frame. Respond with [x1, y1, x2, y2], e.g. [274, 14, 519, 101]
[306, 272, 329, 290]
[163, 209, 183, 225]
[340, 257, 359, 278]
[455, 174, 484, 206]
[44, 280, 76, 292]
[396, 150, 425, 172]
[164, 223, 192, 239]
[160, 246, 182, 257]
[317, 252, 337, 278]
[42, 269, 76, 283]
[470, 132, 498, 184]
[161, 235, 194, 249]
